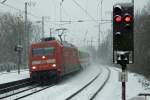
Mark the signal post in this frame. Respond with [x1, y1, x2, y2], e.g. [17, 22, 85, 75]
[113, 3, 134, 100]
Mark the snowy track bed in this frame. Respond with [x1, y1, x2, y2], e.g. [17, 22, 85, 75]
[1, 65, 149, 100]
[66, 67, 110, 100]
[0, 83, 37, 99]
[0, 78, 31, 95]
[0, 70, 29, 84]
[94, 67, 150, 100]
[4, 84, 55, 100]
[0, 80, 55, 100]
[22, 64, 102, 100]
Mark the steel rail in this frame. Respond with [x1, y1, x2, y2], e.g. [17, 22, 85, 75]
[66, 68, 102, 100]
[14, 84, 55, 100]
[89, 68, 111, 100]
[65, 67, 110, 100]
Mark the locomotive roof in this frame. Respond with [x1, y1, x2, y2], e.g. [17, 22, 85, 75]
[31, 40, 77, 49]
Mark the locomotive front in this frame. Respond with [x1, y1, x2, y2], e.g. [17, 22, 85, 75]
[29, 41, 61, 81]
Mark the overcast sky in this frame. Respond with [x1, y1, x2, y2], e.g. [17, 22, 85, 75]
[0, 0, 148, 47]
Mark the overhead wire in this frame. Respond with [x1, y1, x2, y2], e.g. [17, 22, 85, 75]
[0, 2, 41, 19]
[62, 6, 72, 19]
[0, 0, 7, 4]
[0, 2, 22, 12]
[71, 0, 97, 23]
[45, 19, 111, 23]
[48, 0, 65, 28]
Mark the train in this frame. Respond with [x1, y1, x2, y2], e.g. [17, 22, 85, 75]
[29, 37, 90, 82]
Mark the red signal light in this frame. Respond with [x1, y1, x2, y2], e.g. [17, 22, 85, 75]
[124, 15, 132, 23]
[114, 15, 122, 23]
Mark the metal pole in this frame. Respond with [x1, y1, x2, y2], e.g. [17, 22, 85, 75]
[91, 37, 93, 48]
[17, 17, 21, 74]
[121, 63, 126, 100]
[60, 2, 62, 26]
[42, 16, 44, 38]
[100, 0, 103, 44]
[132, 0, 134, 4]
[18, 50, 21, 74]
[97, 0, 103, 58]
[98, 23, 100, 48]
[25, 2, 28, 67]
[84, 31, 88, 48]
[50, 28, 52, 37]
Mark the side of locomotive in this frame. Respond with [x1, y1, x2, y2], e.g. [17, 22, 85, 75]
[29, 39, 81, 81]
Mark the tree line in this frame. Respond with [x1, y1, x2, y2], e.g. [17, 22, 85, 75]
[0, 12, 42, 71]
[128, 2, 150, 78]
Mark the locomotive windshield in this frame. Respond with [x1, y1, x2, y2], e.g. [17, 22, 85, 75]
[32, 47, 54, 56]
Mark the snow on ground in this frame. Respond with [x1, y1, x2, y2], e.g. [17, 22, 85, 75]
[1, 64, 150, 100]
[71, 66, 109, 100]
[0, 69, 29, 84]
[95, 67, 150, 100]
[94, 67, 121, 100]
[129, 97, 147, 100]
[0, 69, 28, 75]
[22, 64, 102, 100]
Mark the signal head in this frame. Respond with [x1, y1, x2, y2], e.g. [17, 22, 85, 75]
[114, 5, 122, 14]
[114, 15, 122, 23]
[124, 14, 132, 23]
[113, 3, 134, 64]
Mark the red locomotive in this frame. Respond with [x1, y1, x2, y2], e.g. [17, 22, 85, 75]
[29, 37, 84, 81]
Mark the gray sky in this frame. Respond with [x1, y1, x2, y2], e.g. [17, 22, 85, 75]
[0, 0, 148, 47]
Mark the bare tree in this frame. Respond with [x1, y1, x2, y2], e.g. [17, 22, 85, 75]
[0, 12, 41, 71]
[128, 2, 150, 78]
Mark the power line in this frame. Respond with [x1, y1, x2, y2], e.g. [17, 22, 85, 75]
[0, 2, 41, 19]
[1, 0, 7, 4]
[71, 0, 97, 23]
[45, 19, 111, 23]
[0, 2, 21, 11]
[62, 6, 71, 19]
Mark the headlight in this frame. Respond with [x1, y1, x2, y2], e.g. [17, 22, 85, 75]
[42, 56, 46, 59]
[32, 66, 36, 69]
[52, 64, 56, 67]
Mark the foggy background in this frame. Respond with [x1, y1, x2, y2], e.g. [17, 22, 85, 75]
[0, 0, 150, 79]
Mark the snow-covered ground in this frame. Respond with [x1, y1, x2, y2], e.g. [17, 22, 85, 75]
[1, 64, 150, 100]
[0, 69, 29, 84]
[70, 66, 109, 100]
[24, 65, 150, 100]
[0, 69, 28, 75]
[22, 64, 102, 100]
[95, 67, 150, 100]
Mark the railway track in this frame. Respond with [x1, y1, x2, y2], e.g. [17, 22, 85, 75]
[65, 67, 111, 100]
[0, 78, 31, 94]
[0, 78, 34, 99]
[0, 79, 55, 100]
[13, 84, 54, 100]
[90, 68, 111, 100]
[0, 67, 110, 100]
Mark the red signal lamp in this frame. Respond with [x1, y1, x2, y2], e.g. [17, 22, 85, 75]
[114, 15, 122, 23]
[124, 15, 132, 23]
